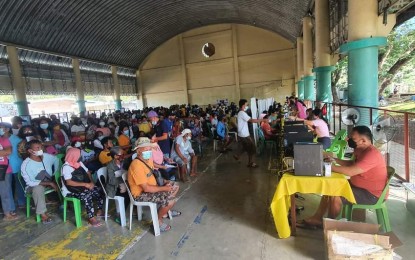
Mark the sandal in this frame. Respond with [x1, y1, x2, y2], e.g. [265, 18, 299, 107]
[41, 217, 53, 225]
[159, 222, 171, 232]
[4, 214, 19, 221]
[163, 210, 182, 219]
[233, 155, 240, 161]
[88, 218, 103, 227]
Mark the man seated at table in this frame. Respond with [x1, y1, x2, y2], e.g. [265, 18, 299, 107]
[299, 126, 387, 228]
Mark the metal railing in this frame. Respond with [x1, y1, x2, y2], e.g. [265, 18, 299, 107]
[319, 102, 415, 183]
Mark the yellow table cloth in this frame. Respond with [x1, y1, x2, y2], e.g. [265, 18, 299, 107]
[270, 172, 356, 239]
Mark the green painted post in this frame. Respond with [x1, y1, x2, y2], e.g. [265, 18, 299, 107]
[297, 79, 304, 99]
[14, 101, 30, 116]
[115, 99, 122, 110]
[303, 75, 315, 101]
[314, 66, 335, 103]
[76, 100, 86, 113]
[340, 37, 387, 126]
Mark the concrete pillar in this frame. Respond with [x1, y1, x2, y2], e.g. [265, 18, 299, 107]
[302, 17, 315, 101]
[72, 58, 86, 113]
[111, 66, 122, 110]
[6, 46, 29, 115]
[340, 0, 387, 125]
[296, 38, 304, 99]
[313, 0, 335, 104]
[135, 70, 145, 109]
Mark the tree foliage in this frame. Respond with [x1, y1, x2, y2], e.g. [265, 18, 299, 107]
[331, 17, 415, 99]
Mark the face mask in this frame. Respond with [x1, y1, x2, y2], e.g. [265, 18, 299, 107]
[40, 123, 49, 130]
[25, 136, 35, 142]
[151, 121, 157, 126]
[347, 138, 357, 149]
[99, 122, 105, 127]
[0, 129, 4, 136]
[187, 136, 192, 140]
[123, 130, 129, 136]
[98, 136, 104, 140]
[141, 150, 152, 160]
[33, 150, 44, 156]
[75, 141, 82, 148]
[244, 106, 249, 111]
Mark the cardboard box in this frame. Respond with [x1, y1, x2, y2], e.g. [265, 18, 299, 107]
[323, 219, 403, 260]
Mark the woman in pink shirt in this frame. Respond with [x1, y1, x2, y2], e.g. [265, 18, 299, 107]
[304, 108, 331, 149]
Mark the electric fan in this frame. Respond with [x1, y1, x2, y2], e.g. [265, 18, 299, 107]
[372, 115, 398, 165]
[341, 108, 360, 126]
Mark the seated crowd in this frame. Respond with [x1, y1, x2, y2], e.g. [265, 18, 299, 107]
[0, 98, 389, 234]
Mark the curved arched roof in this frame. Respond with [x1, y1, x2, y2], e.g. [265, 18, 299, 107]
[0, 0, 312, 68]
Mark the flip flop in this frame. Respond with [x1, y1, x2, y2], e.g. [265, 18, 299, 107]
[159, 222, 171, 232]
[163, 210, 182, 219]
[88, 219, 103, 227]
[3, 214, 19, 221]
[42, 217, 53, 225]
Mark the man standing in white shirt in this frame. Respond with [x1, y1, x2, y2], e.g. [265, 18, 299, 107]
[234, 99, 267, 168]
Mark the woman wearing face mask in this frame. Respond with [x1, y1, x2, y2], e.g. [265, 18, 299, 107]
[21, 140, 59, 224]
[61, 148, 105, 227]
[93, 131, 105, 151]
[37, 118, 58, 155]
[17, 126, 41, 159]
[105, 146, 129, 221]
[117, 121, 132, 150]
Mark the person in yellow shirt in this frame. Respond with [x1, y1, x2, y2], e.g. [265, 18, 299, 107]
[138, 117, 152, 135]
[117, 121, 132, 149]
[98, 137, 113, 165]
[128, 137, 181, 233]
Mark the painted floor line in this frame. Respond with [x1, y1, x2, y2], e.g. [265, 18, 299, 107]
[170, 205, 208, 257]
[117, 152, 222, 259]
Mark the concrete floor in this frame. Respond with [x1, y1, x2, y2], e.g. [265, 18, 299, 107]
[1, 143, 415, 260]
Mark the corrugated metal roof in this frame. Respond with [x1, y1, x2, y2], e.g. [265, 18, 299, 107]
[0, 0, 313, 68]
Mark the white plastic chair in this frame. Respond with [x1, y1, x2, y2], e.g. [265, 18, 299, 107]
[121, 172, 171, 236]
[228, 131, 238, 141]
[97, 167, 127, 227]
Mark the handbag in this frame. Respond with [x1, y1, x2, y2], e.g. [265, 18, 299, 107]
[0, 164, 8, 181]
[64, 165, 90, 193]
[136, 158, 165, 186]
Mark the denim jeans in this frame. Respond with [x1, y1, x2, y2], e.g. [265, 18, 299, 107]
[11, 173, 26, 208]
[0, 173, 14, 214]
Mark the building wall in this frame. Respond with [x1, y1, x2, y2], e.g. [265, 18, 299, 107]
[139, 24, 296, 107]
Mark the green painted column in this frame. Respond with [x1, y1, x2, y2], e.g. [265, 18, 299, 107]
[313, 66, 335, 103]
[303, 75, 315, 101]
[72, 58, 87, 113]
[297, 79, 304, 99]
[115, 100, 122, 110]
[76, 100, 86, 113]
[340, 37, 386, 126]
[7, 46, 30, 115]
